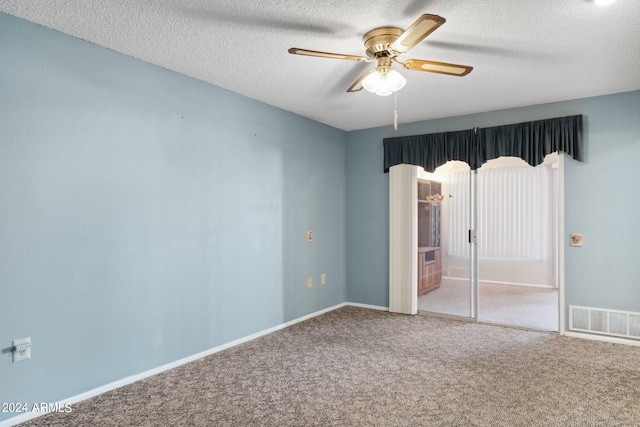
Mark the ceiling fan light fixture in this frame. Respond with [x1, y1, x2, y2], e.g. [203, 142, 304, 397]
[362, 68, 406, 96]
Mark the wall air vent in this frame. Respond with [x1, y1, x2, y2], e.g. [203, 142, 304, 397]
[569, 306, 640, 340]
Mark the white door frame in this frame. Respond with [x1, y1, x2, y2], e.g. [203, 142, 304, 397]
[557, 154, 566, 334]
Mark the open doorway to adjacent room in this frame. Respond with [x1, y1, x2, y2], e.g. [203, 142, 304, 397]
[416, 154, 560, 332]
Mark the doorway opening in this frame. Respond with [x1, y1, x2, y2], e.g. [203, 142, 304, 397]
[415, 154, 561, 332]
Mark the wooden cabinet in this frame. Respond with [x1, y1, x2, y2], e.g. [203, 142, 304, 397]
[418, 179, 442, 296]
[418, 247, 442, 296]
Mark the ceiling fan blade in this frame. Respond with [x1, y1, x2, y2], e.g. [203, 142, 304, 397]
[390, 14, 446, 55]
[347, 69, 377, 92]
[288, 48, 370, 62]
[401, 59, 473, 76]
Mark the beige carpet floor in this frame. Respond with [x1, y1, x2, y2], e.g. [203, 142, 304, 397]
[20, 306, 640, 427]
[418, 278, 558, 331]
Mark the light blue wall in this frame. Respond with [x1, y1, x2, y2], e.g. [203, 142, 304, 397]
[345, 127, 389, 306]
[0, 13, 345, 421]
[346, 90, 640, 321]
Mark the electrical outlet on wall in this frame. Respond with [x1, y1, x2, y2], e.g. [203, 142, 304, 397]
[321, 274, 327, 286]
[307, 277, 312, 288]
[12, 337, 31, 363]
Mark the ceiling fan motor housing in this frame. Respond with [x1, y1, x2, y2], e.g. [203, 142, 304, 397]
[364, 27, 404, 58]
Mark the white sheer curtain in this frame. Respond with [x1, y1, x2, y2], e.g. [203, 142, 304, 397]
[448, 166, 552, 260]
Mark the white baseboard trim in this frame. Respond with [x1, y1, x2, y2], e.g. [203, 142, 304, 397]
[2, 302, 370, 427]
[347, 302, 389, 311]
[564, 331, 640, 347]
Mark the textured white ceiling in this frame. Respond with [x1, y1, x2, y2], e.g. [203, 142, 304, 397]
[2, 0, 639, 131]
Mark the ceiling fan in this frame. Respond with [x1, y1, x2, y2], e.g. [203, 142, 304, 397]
[289, 14, 473, 96]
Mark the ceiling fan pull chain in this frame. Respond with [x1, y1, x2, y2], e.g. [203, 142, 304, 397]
[394, 91, 398, 131]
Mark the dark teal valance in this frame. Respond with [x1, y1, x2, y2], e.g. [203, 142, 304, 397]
[383, 115, 583, 172]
